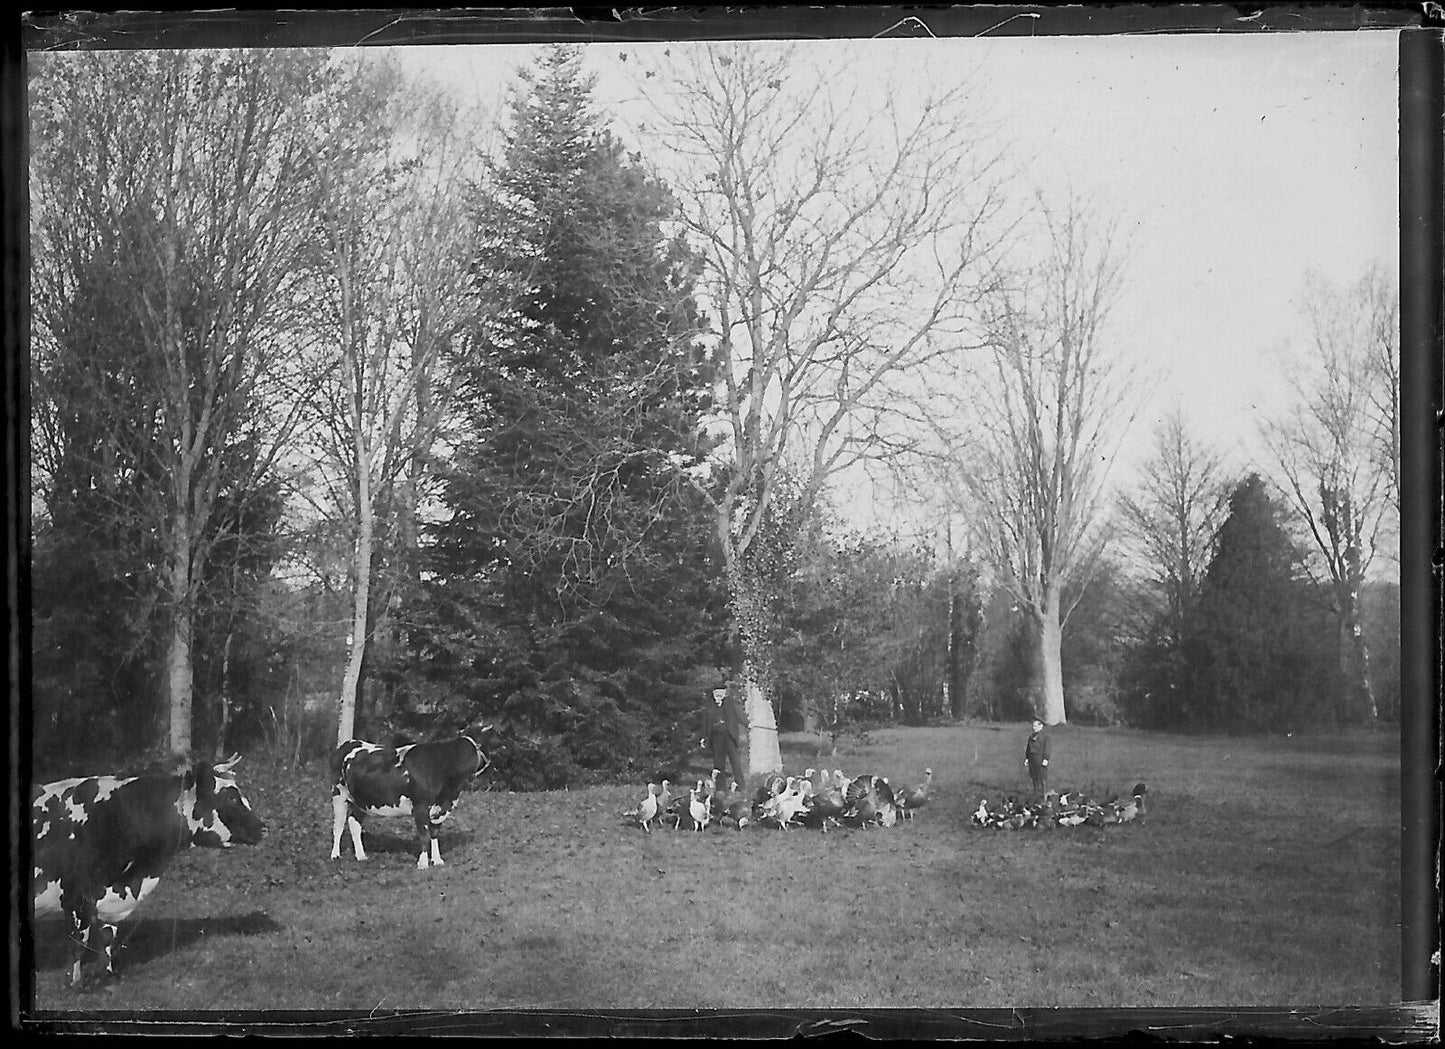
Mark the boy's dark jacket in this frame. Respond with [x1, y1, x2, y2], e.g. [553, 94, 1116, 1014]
[1025, 727, 1051, 762]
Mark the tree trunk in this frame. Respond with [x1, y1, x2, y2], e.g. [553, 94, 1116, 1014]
[338, 420, 373, 743]
[1034, 589, 1067, 725]
[722, 553, 784, 776]
[216, 627, 234, 760]
[165, 511, 194, 757]
[338, 510, 372, 744]
[742, 671, 780, 777]
[1337, 585, 1378, 723]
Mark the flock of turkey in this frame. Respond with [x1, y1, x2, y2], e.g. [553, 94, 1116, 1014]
[624, 767, 934, 833]
[970, 784, 1148, 830]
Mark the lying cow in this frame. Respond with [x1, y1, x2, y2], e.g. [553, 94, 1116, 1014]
[330, 729, 492, 869]
[31, 753, 266, 988]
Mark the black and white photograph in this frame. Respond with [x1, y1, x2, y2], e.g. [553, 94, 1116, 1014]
[12, 6, 1440, 1036]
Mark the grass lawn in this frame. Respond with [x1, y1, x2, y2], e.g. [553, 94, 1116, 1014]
[27, 721, 1402, 1013]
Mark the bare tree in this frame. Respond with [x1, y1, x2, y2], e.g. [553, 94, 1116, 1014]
[1117, 408, 1230, 645]
[295, 55, 484, 744]
[1357, 267, 1401, 517]
[1262, 267, 1396, 723]
[644, 42, 1010, 771]
[956, 195, 1138, 726]
[30, 50, 322, 756]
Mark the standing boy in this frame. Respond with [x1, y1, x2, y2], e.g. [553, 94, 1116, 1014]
[1024, 717, 1051, 793]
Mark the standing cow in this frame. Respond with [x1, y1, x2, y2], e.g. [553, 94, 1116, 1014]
[330, 729, 492, 869]
[31, 754, 266, 988]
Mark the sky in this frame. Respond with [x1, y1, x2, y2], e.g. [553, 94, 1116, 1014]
[391, 30, 1399, 482]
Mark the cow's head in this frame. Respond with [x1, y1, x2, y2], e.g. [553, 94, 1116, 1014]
[463, 726, 494, 778]
[186, 754, 266, 848]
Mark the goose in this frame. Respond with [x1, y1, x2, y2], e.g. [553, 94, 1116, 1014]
[655, 780, 673, 829]
[895, 769, 933, 821]
[971, 799, 990, 826]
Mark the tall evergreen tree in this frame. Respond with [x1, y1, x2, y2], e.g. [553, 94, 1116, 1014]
[413, 46, 721, 785]
[1181, 474, 1333, 732]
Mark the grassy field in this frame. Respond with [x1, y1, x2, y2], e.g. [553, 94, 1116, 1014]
[27, 720, 1402, 1013]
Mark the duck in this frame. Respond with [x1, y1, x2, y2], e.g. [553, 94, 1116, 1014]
[1113, 783, 1148, 824]
[895, 769, 933, 821]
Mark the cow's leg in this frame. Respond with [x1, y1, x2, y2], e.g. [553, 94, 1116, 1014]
[91, 920, 119, 979]
[67, 909, 87, 988]
[66, 898, 97, 988]
[413, 809, 432, 870]
[347, 814, 367, 860]
[330, 792, 348, 860]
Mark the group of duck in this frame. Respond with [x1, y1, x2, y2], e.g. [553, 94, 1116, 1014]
[625, 766, 934, 833]
[970, 783, 1148, 831]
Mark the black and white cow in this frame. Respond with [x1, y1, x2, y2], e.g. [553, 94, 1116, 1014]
[31, 754, 266, 987]
[330, 729, 492, 870]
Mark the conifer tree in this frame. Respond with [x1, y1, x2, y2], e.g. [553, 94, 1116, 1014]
[418, 46, 720, 784]
[1182, 474, 1333, 732]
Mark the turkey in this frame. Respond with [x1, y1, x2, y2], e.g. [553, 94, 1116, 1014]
[636, 783, 660, 833]
[895, 768, 933, 822]
[800, 784, 848, 833]
[688, 785, 711, 832]
[668, 778, 711, 830]
[844, 774, 883, 828]
[753, 772, 788, 808]
[759, 778, 807, 830]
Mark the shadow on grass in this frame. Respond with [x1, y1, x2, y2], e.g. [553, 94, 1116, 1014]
[33, 909, 283, 975]
[347, 824, 482, 858]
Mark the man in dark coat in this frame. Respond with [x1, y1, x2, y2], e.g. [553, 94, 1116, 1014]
[704, 684, 747, 787]
[1024, 717, 1051, 792]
